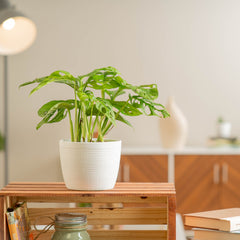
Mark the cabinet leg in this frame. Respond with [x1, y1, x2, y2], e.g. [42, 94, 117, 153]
[0, 196, 10, 240]
[168, 196, 176, 240]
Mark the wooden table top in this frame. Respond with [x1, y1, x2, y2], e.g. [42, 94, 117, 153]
[0, 182, 176, 197]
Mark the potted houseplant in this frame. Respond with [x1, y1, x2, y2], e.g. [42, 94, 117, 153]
[20, 66, 169, 190]
[217, 117, 231, 138]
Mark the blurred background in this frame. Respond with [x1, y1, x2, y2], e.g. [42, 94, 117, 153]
[1, 0, 240, 186]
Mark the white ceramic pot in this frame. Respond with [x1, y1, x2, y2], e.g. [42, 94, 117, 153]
[217, 122, 231, 138]
[59, 139, 121, 190]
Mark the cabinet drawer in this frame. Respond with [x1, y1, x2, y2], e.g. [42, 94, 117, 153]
[175, 155, 221, 214]
[175, 155, 240, 214]
[119, 155, 168, 182]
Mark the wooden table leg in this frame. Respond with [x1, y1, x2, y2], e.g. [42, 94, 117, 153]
[168, 196, 176, 240]
[0, 195, 10, 240]
[0, 195, 4, 240]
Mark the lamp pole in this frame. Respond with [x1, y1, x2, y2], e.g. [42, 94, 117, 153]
[0, 0, 10, 10]
[3, 55, 8, 185]
[0, 0, 37, 186]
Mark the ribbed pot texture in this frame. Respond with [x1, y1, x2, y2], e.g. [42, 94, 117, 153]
[59, 140, 122, 190]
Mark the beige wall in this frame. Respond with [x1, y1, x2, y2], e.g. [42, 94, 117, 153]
[1, 0, 240, 186]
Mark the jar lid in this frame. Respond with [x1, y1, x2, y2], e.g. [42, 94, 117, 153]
[55, 213, 87, 225]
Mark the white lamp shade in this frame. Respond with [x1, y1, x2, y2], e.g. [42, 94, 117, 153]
[0, 16, 36, 55]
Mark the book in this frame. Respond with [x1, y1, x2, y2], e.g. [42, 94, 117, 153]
[207, 137, 240, 148]
[194, 228, 240, 240]
[6, 202, 33, 240]
[6, 210, 20, 240]
[184, 208, 240, 231]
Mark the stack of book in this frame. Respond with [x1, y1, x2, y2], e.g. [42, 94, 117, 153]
[6, 202, 33, 240]
[184, 208, 240, 240]
[207, 137, 240, 148]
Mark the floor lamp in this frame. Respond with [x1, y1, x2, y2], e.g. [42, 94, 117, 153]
[0, 0, 37, 185]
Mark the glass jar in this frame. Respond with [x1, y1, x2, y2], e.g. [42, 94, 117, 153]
[51, 213, 91, 240]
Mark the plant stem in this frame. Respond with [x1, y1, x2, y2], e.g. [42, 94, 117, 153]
[101, 117, 108, 132]
[81, 103, 88, 142]
[102, 122, 113, 136]
[112, 88, 123, 101]
[96, 116, 104, 142]
[101, 89, 105, 99]
[91, 113, 98, 141]
[78, 106, 81, 142]
[74, 86, 78, 142]
[67, 110, 74, 141]
[79, 118, 82, 142]
[88, 104, 94, 141]
[102, 99, 130, 136]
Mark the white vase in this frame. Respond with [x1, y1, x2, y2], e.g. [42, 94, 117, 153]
[59, 139, 121, 190]
[159, 96, 188, 150]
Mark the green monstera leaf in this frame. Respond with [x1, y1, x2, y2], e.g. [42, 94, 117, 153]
[20, 66, 169, 142]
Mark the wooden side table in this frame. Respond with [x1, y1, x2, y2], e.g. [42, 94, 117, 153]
[0, 182, 176, 240]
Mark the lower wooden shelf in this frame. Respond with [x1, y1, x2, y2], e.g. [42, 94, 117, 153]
[0, 182, 176, 240]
